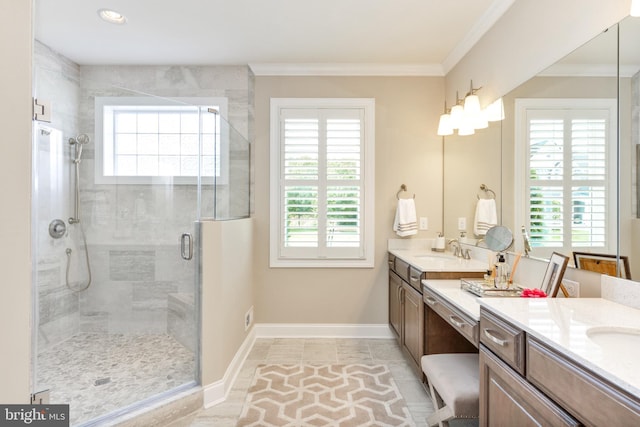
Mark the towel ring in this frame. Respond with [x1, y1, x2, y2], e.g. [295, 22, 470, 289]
[477, 184, 496, 200]
[396, 184, 415, 200]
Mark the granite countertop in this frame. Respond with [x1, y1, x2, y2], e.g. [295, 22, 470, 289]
[422, 279, 481, 320]
[481, 297, 640, 398]
[389, 248, 488, 273]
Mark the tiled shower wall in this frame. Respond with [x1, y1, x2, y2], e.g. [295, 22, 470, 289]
[34, 40, 253, 349]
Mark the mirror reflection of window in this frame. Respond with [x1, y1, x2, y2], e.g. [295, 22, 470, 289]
[515, 98, 616, 259]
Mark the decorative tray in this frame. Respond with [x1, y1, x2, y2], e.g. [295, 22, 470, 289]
[460, 278, 522, 298]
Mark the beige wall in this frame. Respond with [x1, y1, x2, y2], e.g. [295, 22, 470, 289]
[0, 0, 33, 404]
[253, 76, 444, 324]
[445, 0, 629, 107]
[200, 219, 254, 384]
[442, 121, 502, 239]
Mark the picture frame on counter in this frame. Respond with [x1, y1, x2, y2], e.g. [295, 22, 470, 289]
[573, 251, 631, 280]
[540, 252, 570, 297]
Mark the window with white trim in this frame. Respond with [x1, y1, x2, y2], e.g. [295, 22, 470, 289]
[95, 97, 228, 184]
[515, 98, 616, 258]
[270, 98, 375, 268]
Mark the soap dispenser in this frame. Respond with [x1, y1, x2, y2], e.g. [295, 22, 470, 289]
[434, 232, 446, 252]
[494, 253, 510, 289]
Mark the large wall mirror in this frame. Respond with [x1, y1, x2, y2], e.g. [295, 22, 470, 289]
[444, 15, 640, 280]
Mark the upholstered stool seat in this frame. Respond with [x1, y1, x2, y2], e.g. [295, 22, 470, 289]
[421, 353, 480, 427]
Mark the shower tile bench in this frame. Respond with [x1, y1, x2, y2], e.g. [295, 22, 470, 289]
[168, 292, 195, 352]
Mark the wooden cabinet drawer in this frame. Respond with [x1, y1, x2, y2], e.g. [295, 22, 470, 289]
[394, 258, 410, 282]
[527, 337, 640, 427]
[480, 346, 580, 427]
[408, 267, 423, 292]
[479, 307, 525, 375]
[387, 253, 395, 271]
[424, 287, 478, 347]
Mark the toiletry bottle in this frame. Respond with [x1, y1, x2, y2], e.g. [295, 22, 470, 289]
[494, 253, 510, 289]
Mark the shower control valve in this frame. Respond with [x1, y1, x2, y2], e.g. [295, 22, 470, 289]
[48, 219, 67, 239]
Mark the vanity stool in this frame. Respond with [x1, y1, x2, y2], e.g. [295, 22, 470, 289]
[421, 353, 479, 427]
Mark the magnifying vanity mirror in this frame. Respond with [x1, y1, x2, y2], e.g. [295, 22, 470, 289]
[444, 15, 640, 279]
[484, 225, 514, 252]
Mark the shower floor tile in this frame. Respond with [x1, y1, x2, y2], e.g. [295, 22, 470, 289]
[36, 333, 195, 426]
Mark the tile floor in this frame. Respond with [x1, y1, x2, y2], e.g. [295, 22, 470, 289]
[36, 333, 195, 426]
[167, 338, 434, 427]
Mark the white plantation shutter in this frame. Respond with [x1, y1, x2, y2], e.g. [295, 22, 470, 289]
[519, 99, 614, 257]
[270, 99, 375, 267]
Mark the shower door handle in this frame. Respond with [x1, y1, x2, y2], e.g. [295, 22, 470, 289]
[181, 233, 193, 260]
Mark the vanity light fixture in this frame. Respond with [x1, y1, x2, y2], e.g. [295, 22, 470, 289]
[463, 80, 488, 130]
[98, 8, 127, 24]
[437, 102, 454, 136]
[485, 97, 505, 122]
[448, 92, 465, 130]
[440, 85, 504, 137]
[457, 119, 476, 136]
[631, 0, 640, 17]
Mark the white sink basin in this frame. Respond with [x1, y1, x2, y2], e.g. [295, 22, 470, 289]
[586, 326, 640, 351]
[412, 253, 457, 262]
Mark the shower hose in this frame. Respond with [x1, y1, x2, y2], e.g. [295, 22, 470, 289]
[65, 222, 92, 292]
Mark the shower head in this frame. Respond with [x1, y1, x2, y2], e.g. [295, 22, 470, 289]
[69, 134, 90, 164]
[69, 134, 91, 145]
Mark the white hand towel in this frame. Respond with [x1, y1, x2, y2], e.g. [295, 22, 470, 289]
[393, 198, 418, 237]
[474, 198, 498, 236]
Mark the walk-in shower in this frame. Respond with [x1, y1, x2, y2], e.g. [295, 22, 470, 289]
[32, 38, 250, 425]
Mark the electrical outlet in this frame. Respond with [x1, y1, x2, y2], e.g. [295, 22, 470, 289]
[419, 217, 428, 230]
[560, 279, 580, 298]
[245, 306, 254, 331]
[458, 217, 467, 231]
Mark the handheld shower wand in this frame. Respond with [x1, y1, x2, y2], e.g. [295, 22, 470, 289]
[68, 134, 90, 224]
[66, 133, 93, 292]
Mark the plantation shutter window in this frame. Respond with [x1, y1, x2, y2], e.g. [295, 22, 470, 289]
[516, 99, 615, 258]
[270, 99, 375, 268]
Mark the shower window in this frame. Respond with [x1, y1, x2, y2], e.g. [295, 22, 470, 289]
[95, 97, 228, 184]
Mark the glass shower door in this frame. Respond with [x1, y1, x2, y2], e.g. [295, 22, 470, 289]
[31, 66, 201, 425]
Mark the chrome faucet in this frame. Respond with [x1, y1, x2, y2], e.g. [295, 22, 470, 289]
[448, 239, 461, 257]
[521, 226, 532, 256]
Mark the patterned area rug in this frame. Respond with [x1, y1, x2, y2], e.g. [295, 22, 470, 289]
[236, 364, 415, 427]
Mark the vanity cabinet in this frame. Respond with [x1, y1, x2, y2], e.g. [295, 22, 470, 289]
[479, 307, 579, 426]
[480, 346, 580, 427]
[388, 269, 403, 340]
[422, 286, 477, 355]
[480, 306, 640, 426]
[388, 253, 424, 374]
[402, 280, 424, 370]
[527, 337, 640, 427]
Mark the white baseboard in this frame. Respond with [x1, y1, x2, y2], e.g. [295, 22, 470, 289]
[254, 323, 394, 339]
[202, 323, 393, 407]
[202, 327, 256, 408]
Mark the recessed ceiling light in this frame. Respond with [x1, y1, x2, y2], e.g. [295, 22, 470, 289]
[98, 8, 127, 25]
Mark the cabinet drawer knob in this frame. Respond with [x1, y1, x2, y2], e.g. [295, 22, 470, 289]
[410, 276, 419, 283]
[424, 296, 437, 306]
[449, 315, 466, 329]
[483, 328, 507, 347]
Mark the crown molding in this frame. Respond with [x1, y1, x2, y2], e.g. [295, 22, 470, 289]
[538, 63, 640, 78]
[249, 63, 444, 76]
[441, 0, 516, 74]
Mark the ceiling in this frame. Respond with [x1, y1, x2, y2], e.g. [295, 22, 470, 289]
[35, 0, 514, 75]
